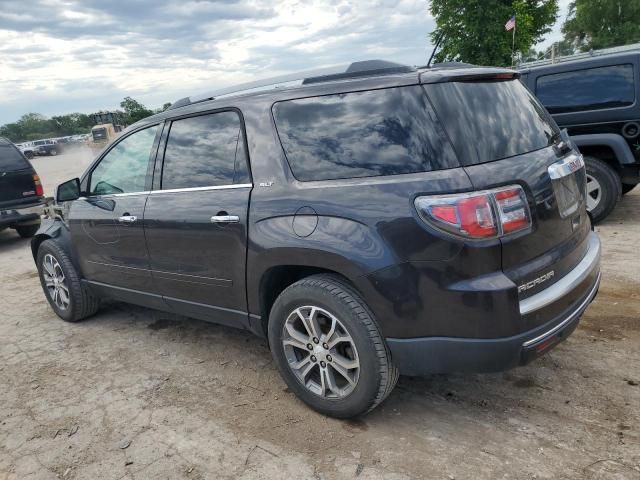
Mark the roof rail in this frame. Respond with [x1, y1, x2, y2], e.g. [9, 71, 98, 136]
[519, 42, 640, 69]
[167, 60, 414, 110]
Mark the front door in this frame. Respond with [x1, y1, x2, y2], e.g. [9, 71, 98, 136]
[143, 111, 252, 328]
[69, 124, 161, 293]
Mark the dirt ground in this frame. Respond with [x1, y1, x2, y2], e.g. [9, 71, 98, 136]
[1, 149, 639, 480]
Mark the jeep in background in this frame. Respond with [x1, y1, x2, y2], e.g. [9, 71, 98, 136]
[520, 44, 640, 223]
[32, 61, 600, 418]
[0, 138, 46, 238]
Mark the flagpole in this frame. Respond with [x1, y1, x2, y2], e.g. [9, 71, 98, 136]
[511, 16, 517, 67]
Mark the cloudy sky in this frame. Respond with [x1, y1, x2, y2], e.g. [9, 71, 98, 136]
[0, 0, 570, 125]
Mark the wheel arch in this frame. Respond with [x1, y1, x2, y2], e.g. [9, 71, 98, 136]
[31, 219, 77, 268]
[251, 263, 363, 339]
[572, 133, 636, 171]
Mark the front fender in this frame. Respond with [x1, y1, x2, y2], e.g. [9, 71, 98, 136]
[31, 218, 76, 267]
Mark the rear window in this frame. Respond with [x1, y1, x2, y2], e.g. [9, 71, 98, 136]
[535, 64, 635, 114]
[426, 79, 559, 166]
[0, 144, 29, 171]
[272, 85, 458, 181]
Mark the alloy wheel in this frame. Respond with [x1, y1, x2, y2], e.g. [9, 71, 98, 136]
[42, 254, 70, 310]
[586, 173, 602, 212]
[282, 306, 360, 399]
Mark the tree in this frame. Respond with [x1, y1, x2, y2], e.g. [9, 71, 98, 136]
[561, 0, 640, 52]
[429, 0, 559, 67]
[119, 96, 154, 124]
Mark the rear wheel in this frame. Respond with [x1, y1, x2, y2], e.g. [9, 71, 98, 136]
[584, 156, 621, 224]
[268, 274, 398, 418]
[15, 224, 39, 238]
[36, 239, 99, 322]
[50, 149, 58, 156]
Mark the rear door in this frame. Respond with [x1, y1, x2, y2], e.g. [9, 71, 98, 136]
[69, 124, 161, 293]
[0, 141, 38, 208]
[144, 110, 252, 328]
[425, 78, 590, 295]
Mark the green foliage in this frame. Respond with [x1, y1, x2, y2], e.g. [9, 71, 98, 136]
[429, 0, 558, 66]
[159, 102, 172, 112]
[0, 112, 90, 143]
[0, 97, 158, 143]
[119, 96, 155, 124]
[562, 0, 640, 52]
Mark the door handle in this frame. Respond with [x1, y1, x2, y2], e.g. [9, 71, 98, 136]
[118, 215, 137, 224]
[210, 215, 240, 224]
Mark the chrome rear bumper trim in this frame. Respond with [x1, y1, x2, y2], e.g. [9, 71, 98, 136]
[519, 232, 601, 315]
[522, 271, 600, 348]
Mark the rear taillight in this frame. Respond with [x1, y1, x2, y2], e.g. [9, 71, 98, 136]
[415, 185, 531, 240]
[33, 174, 44, 197]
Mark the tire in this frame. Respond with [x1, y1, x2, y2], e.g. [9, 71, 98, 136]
[268, 274, 398, 418]
[15, 224, 40, 238]
[50, 149, 57, 156]
[584, 156, 621, 224]
[36, 239, 99, 322]
[622, 184, 637, 195]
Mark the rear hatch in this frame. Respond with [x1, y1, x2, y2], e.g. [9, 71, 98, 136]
[423, 74, 590, 301]
[0, 141, 40, 208]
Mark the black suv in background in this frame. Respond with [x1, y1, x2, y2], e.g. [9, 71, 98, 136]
[33, 139, 60, 156]
[0, 138, 45, 238]
[32, 61, 601, 418]
[521, 46, 640, 222]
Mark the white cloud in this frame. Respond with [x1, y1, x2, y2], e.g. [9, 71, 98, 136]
[0, 0, 564, 125]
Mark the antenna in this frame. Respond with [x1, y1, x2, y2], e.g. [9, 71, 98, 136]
[427, 32, 445, 68]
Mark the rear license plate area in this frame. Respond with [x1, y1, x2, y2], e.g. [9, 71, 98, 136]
[548, 155, 586, 219]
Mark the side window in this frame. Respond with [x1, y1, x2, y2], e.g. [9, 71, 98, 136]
[161, 111, 249, 190]
[536, 64, 635, 114]
[272, 85, 458, 182]
[90, 125, 159, 195]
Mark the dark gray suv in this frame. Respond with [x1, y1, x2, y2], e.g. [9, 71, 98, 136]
[0, 138, 45, 238]
[32, 61, 601, 418]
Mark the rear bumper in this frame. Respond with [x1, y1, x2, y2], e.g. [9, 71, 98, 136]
[0, 201, 45, 227]
[387, 233, 601, 375]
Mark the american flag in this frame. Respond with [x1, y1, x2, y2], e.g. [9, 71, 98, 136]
[505, 15, 516, 31]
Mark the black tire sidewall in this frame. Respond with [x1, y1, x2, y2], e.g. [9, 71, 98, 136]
[268, 279, 384, 418]
[584, 156, 621, 224]
[36, 240, 81, 322]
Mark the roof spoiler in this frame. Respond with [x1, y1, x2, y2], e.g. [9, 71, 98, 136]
[420, 68, 520, 84]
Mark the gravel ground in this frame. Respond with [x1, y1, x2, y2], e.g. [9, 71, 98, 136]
[1, 149, 639, 480]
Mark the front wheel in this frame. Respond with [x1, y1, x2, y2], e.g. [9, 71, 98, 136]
[50, 149, 58, 156]
[584, 156, 621, 224]
[268, 275, 398, 418]
[36, 239, 99, 322]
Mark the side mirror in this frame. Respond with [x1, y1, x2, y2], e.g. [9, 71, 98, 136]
[56, 178, 81, 203]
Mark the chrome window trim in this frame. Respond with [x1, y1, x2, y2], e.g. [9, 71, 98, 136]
[522, 271, 601, 348]
[149, 183, 253, 194]
[519, 232, 601, 315]
[79, 183, 253, 199]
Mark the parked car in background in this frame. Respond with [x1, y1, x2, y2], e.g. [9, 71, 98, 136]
[15, 142, 35, 159]
[520, 44, 640, 223]
[0, 138, 45, 238]
[33, 139, 61, 156]
[33, 61, 600, 418]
